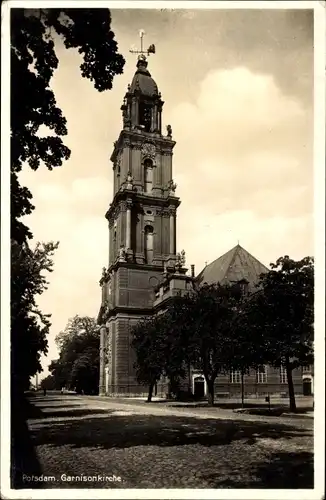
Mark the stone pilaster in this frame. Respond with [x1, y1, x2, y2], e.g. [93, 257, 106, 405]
[99, 325, 107, 395]
[126, 203, 131, 250]
[169, 208, 176, 255]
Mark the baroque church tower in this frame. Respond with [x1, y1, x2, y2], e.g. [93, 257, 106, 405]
[98, 51, 181, 396]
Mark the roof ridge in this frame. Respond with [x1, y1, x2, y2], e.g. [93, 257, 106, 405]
[196, 244, 269, 286]
[238, 245, 269, 272]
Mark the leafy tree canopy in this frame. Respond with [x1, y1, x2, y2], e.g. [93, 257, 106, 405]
[134, 284, 243, 405]
[40, 374, 56, 390]
[251, 255, 314, 368]
[11, 240, 59, 392]
[246, 255, 314, 411]
[11, 7, 125, 243]
[50, 316, 100, 394]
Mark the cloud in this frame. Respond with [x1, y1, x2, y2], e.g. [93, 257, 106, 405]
[178, 209, 313, 277]
[171, 67, 312, 222]
[21, 176, 110, 332]
[170, 66, 313, 274]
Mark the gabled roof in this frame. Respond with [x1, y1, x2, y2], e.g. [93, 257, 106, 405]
[196, 244, 269, 287]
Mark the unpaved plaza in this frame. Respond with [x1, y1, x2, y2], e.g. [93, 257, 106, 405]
[22, 395, 313, 489]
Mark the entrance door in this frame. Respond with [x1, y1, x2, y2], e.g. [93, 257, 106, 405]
[194, 376, 205, 398]
[303, 378, 312, 396]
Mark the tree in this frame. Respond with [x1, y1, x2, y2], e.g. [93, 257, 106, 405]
[167, 284, 242, 406]
[50, 316, 100, 394]
[248, 256, 314, 412]
[10, 9, 124, 396]
[227, 288, 269, 407]
[11, 8, 125, 241]
[40, 375, 56, 391]
[131, 312, 187, 402]
[48, 359, 67, 389]
[131, 316, 165, 402]
[11, 240, 59, 393]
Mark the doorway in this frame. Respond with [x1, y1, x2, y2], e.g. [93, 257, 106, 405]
[303, 378, 312, 396]
[194, 376, 205, 399]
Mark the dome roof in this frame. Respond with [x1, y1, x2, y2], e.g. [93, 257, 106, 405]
[197, 244, 269, 288]
[130, 57, 158, 97]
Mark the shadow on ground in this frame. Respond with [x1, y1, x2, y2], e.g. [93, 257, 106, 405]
[24, 397, 314, 489]
[202, 450, 314, 488]
[166, 402, 313, 413]
[29, 408, 114, 419]
[28, 400, 312, 450]
[11, 397, 43, 489]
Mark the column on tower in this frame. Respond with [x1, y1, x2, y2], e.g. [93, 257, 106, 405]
[99, 325, 107, 395]
[169, 208, 175, 255]
[131, 97, 139, 127]
[151, 105, 157, 132]
[126, 200, 132, 250]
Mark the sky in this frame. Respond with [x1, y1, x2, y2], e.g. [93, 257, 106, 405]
[17, 7, 314, 378]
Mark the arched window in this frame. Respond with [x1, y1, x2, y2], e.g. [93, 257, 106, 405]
[144, 225, 154, 264]
[144, 159, 153, 193]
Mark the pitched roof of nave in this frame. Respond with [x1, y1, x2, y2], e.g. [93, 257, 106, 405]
[130, 56, 158, 97]
[196, 244, 269, 287]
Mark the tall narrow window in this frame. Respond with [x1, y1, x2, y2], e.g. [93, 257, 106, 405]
[230, 370, 241, 384]
[257, 365, 267, 383]
[280, 365, 287, 384]
[144, 159, 153, 193]
[139, 102, 152, 132]
[144, 225, 154, 264]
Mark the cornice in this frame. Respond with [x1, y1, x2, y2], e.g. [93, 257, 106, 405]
[107, 260, 165, 275]
[110, 130, 176, 163]
[107, 305, 155, 319]
[106, 192, 181, 220]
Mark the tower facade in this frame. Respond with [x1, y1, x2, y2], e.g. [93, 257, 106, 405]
[98, 55, 180, 396]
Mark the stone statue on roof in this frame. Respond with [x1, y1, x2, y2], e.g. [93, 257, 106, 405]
[126, 171, 134, 190]
[168, 179, 177, 194]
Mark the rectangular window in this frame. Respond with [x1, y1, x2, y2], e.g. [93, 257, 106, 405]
[230, 370, 241, 384]
[144, 160, 153, 193]
[302, 365, 311, 373]
[280, 365, 287, 384]
[257, 366, 267, 384]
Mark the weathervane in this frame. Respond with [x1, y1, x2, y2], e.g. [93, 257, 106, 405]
[129, 29, 156, 58]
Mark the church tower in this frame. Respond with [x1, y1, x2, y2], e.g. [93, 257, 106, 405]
[98, 47, 181, 396]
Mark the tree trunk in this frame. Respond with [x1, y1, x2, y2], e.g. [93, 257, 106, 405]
[285, 358, 296, 412]
[147, 381, 154, 402]
[241, 370, 245, 408]
[188, 362, 192, 394]
[207, 378, 215, 406]
[167, 379, 172, 399]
